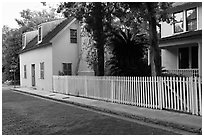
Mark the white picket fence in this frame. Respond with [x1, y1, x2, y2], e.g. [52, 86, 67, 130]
[53, 76, 202, 116]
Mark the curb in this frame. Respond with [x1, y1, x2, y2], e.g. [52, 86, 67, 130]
[12, 88, 202, 135]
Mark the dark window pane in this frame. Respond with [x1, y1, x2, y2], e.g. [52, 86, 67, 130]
[187, 20, 197, 31]
[63, 63, 72, 75]
[191, 46, 198, 68]
[70, 29, 77, 43]
[24, 65, 27, 79]
[40, 62, 44, 79]
[179, 47, 189, 69]
[38, 26, 42, 41]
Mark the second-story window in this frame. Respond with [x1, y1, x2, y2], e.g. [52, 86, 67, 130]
[38, 25, 42, 43]
[173, 11, 184, 33]
[70, 29, 77, 43]
[186, 8, 197, 31]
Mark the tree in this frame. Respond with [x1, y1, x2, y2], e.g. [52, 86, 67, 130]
[58, 2, 172, 76]
[58, 2, 130, 76]
[2, 26, 21, 83]
[58, 2, 106, 76]
[2, 7, 60, 83]
[15, 8, 61, 32]
[125, 2, 172, 76]
[106, 29, 150, 76]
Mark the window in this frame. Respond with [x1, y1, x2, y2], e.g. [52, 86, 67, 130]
[173, 7, 197, 34]
[186, 8, 197, 31]
[40, 62, 44, 79]
[70, 29, 77, 43]
[24, 65, 27, 79]
[38, 25, 42, 43]
[178, 46, 198, 69]
[179, 47, 189, 69]
[173, 11, 184, 33]
[63, 63, 72, 75]
[191, 46, 198, 68]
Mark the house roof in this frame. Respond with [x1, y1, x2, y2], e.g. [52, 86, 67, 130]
[167, 2, 202, 13]
[159, 30, 202, 44]
[20, 17, 75, 54]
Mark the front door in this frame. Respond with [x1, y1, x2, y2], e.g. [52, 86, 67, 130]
[31, 64, 35, 86]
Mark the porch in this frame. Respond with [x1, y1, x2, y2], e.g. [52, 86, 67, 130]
[159, 30, 202, 78]
[164, 69, 199, 77]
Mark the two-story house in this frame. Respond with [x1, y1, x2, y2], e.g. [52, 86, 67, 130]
[19, 18, 94, 91]
[159, 2, 202, 77]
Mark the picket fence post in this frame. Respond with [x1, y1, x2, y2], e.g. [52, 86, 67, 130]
[52, 75, 202, 116]
[85, 76, 88, 97]
[158, 77, 163, 110]
[111, 78, 114, 102]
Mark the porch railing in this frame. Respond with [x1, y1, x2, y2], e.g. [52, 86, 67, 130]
[165, 69, 199, 77]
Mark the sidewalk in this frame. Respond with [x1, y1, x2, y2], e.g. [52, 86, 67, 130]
[11, 87, 202, 134]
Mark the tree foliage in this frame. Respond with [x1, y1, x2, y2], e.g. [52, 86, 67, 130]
[124, 2, 173, 76]
[58, 2, 172, 76]
[2, 7, 60, 83]
[15, 8, 61, 32]
[58, 2, 131, 76]
[2, 26, 22, 83]
[106, 29, 150, 76]
[58, 2, 107, 76]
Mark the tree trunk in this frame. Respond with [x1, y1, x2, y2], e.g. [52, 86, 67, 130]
[146, 3, 161, 76]
[94, 2, 104, 76]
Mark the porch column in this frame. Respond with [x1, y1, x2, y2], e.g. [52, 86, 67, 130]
[198, 41, 202, 77]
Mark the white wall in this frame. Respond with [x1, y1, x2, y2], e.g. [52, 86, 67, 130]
[20, 46, 53, 91]
[161, 48, 178, 70]
[52, 20, 80, 75]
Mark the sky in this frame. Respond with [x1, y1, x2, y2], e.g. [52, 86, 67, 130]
[1, 0, 60, 28]
[1, 0, 190, 29]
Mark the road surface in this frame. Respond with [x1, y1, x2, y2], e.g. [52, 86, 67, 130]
[2, 87, 179, 135]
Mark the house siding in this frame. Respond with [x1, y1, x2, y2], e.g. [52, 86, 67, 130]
[161, 48, 178, 70]
[20, 46, 53, 91]
[197, 5, 202, 30]
[52, 20, 80, 75]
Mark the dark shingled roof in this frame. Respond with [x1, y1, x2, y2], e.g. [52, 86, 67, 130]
[159, 30, 202, 44]
[20, 17, 75, 54]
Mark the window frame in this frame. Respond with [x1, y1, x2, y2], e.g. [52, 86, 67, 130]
[24, 65, 27, 79]
[62, 63, 72, 75]
[70, 29, 77, 43]
[40, 62, 44, 79]
[186, 8, 197, 31]
[173, 11, 184, 34]
[38, 25, 42, 43]
[178, 46, 198, 69]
